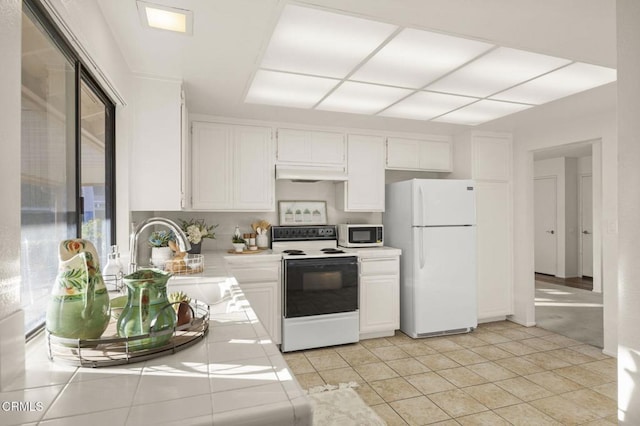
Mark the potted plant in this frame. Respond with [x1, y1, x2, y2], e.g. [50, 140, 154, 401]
[231, 232, 246, 253]
[178, 218, 218, 254]
[148, 230, 175, 267]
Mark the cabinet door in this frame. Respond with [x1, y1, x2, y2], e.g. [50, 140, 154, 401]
[476, 181, 513, 319]
[419, 139, 452, 171]
[239, 282, 281, 344]
[233, 125, 274, 211]
[276, 128, 310, 163]
[131, 77, 183, 210]
[310, 131, 345, 165]
[472, 134, 512, 181]
[360, 275, 399, 334]
[191, 122, 233, 209]
[386, 137, 419, 169]
[338, 134, 385, 211]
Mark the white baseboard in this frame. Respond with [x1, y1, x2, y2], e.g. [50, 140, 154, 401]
[478, 316, 507, 324]
[507, 315, 536, 327]
[602, 348, 617, 358]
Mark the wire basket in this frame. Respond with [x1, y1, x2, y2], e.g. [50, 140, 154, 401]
[155, 254, 204, 274]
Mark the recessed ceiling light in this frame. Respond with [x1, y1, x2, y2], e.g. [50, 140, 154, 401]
[137, 1, 193, 35]
[379, 91, 479, 120]
[245, 70, 340, 109]
[316, 81, 412, 114]
[260, 5, 397, 78]
[491, 62, 617, 104]
[433, 99, 533, 126]
[351, 28, 493, 88]
[427, 47, 571, 97]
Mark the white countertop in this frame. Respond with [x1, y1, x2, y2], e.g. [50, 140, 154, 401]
[2, 252, 311, 426]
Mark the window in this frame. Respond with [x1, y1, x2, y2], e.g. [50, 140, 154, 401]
[21, 0, 116, 337]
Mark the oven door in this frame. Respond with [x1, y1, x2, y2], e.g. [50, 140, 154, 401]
[284, 256, 358, 318]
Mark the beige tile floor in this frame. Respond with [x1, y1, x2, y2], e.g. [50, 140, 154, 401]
[284, 321, 617, 425]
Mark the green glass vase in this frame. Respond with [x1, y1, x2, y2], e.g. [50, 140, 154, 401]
[117, 269, 176, 351]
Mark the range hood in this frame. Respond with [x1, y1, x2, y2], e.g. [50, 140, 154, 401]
[275, 165, 348, 183]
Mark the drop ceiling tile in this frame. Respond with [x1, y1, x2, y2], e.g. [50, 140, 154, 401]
[260, 4, 398, 78]
[433, 99, 533, 126]
[379, 91, 478, 120]
[351, 28, 493, 88]
[491, 62, 617, 104]
[427, 47, 571, 98]
[245, 69, 339, 109]
[316, 81, 413, 114]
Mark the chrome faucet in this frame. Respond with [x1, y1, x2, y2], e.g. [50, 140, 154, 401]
[129, 217, 191, 273]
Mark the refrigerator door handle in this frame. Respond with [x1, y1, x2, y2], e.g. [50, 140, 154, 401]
[418, 185, 424, 226]
[419, 227, 425, 269]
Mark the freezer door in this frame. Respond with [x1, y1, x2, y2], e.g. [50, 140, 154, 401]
[412, 179, 476, 226]
[413, 226, 477, 335]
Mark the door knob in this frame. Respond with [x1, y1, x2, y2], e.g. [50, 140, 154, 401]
[546, 230, 555, 234]
[583, 230, 591, 235]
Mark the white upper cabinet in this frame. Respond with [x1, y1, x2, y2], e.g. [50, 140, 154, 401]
[472, 134, 512, 181]
[336, 134, 385, 212]
[276, 128, 345, 167]
[386, 136, 452, 172]
[130, 77, 185, 210]
[191, 122, 274, 211]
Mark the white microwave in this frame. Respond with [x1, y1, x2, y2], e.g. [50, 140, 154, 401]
[338, 224, 384, 248]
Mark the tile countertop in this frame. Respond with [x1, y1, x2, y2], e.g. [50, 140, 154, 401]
[2, 251, 311, 426]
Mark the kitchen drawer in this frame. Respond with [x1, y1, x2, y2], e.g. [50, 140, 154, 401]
[360, 257, 399, 276]
[229, 265, 280, 283]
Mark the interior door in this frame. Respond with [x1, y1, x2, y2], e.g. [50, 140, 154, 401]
[534, 177, 557, 275]
[581, 175, 593, 277]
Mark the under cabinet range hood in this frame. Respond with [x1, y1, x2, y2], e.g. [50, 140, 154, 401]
[275, 165, 348, 182]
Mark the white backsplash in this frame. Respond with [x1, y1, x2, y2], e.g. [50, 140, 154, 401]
[136, 181, 382, 252]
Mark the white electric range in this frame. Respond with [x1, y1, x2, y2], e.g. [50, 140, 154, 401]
[271, 225, 359, 352]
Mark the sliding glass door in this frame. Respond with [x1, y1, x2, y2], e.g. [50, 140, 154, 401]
[21, 0, 116, 336]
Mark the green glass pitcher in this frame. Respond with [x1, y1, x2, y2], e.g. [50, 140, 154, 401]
[117, 269, 176, 351]
[46, 239, 110, 340]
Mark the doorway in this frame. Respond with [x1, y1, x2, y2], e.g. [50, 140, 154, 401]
[531, 141, 603, 348]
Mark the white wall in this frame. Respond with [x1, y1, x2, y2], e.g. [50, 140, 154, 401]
[616, 0, 640, 422]
[510, 112, 617, 355]
[0, 0, 26, 389]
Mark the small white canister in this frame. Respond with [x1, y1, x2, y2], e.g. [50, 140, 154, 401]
[256, 234, 268, 249]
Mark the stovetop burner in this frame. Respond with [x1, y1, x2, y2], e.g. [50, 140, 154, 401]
[321, 248, 346, 254]
[282, 249, 305, 256]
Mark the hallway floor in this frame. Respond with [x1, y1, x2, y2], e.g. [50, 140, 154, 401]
[285, 321, 616, 425]
[535, 280, 603, 348]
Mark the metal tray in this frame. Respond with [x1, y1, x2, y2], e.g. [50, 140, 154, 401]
[46, 299, 209, 368]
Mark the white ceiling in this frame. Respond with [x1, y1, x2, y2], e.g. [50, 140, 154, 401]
[96, 0, 617, 135]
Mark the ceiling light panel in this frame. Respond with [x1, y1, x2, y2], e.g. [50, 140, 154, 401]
[491, 62, 617, 104]
[136, 1, 193, 34]
[427, 47, 571, 97]
[433, 99, 533, 126]
[260, 5, 398, 78]
[245, 70, 339, 109]
[351, 28, 493, 88]
[316, 81, 413, 114]
[379, 91, 478, 120]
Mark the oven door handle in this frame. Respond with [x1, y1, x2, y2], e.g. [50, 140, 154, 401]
[285, 258, 358, 268]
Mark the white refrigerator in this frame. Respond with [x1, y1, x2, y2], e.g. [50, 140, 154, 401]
[383, 179, 477, 338]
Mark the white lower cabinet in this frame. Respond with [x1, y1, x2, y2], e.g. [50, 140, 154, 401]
[225, 258, 281, 344]
[359, 256, 400, 339]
